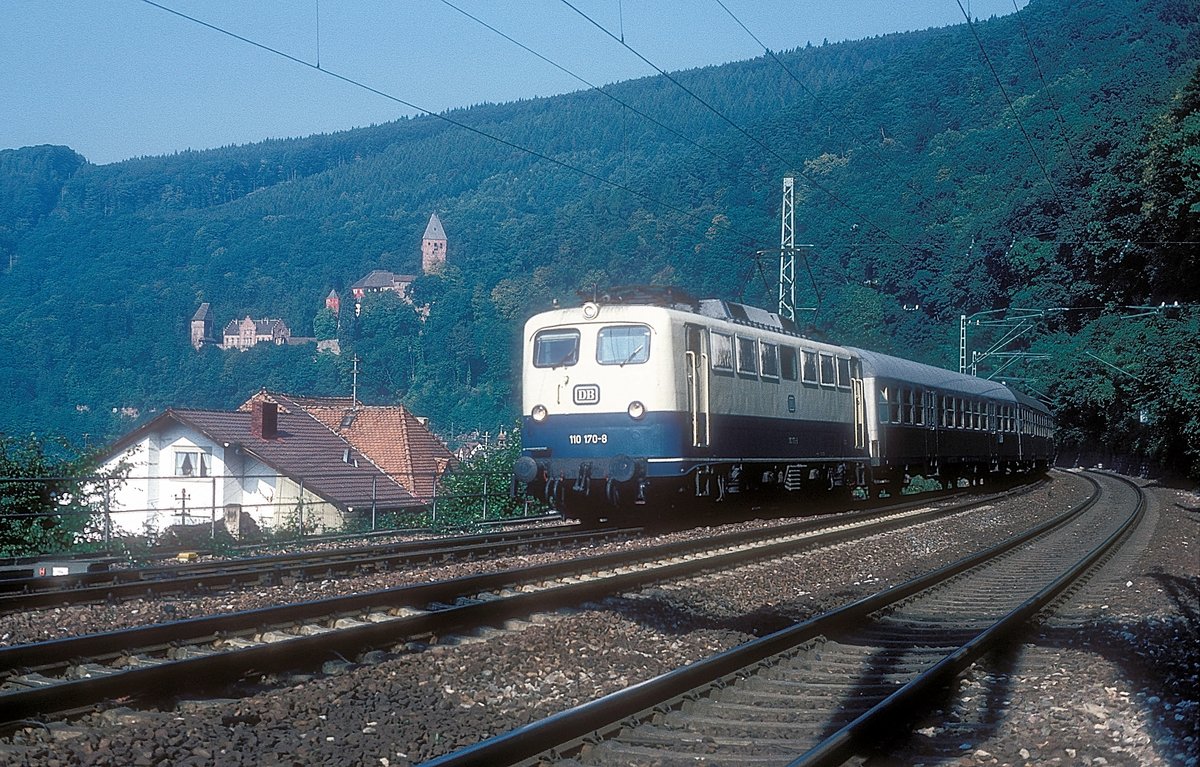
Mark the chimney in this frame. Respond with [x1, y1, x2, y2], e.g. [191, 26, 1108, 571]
[251, 401, 278, 440]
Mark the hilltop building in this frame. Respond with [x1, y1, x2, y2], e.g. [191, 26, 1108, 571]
[350, 212, 448, 316]
[190, 303, 216, 350]
[222, 316, 293, 350]
[422, 211, 447, 274]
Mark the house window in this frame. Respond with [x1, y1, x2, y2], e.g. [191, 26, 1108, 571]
[175, 449, 210, 477]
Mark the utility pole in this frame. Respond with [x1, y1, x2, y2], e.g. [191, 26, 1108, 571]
[175, 489, 190, 526]
[351, 355, 360, 405]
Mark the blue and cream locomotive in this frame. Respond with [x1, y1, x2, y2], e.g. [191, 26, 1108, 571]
[513, 287, 1055, 515]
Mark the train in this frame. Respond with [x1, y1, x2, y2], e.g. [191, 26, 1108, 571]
[513, 286, 1055, 517]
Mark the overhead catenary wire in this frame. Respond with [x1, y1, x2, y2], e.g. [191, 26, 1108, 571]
[954, 0, 1063, 208]
[712, 0, 943, 216]
[1008, 0, 1086, 180]
[436, 0, 740, 170]
[555, 0, 922, 262]
[137, 0, 764, 246]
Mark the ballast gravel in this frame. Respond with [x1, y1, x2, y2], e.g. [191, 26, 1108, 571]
[3, 472, 1196, 767]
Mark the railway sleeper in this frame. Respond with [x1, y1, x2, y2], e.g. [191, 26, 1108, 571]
[66, 663, 120, 680]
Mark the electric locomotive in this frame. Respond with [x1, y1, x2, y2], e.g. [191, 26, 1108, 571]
[513, 287, 1055, 517]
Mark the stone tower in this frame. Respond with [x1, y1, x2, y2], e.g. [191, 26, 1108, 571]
[190, 303, 213, 350]
[421, 212, 447, 275]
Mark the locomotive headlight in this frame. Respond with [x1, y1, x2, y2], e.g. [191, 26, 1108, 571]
[582, 301, 600, 319]
[531, 404, 548, 422]
[627, 401, 646, 420]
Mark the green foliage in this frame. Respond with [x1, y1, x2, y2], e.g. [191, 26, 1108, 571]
[0, 434, 113, 556]
[433, 427, 541, 531]
[313, 307, 338, 341]
[0, 0, 1197, 480]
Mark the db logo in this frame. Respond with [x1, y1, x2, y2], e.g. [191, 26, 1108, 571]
[573, 384, 600, 405]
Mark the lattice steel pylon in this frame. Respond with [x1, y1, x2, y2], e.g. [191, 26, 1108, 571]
[779, 176, 796, 322]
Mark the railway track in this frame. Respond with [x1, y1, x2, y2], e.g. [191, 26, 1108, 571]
[420, 470, 1144, 766]
[0, 488, 1021, 724]
[0, 524, 639, 613]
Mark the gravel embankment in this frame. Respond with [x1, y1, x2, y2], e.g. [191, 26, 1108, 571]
[4, 472, 1194, 767]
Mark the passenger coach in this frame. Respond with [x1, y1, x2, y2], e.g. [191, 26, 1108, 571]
[514, 287, 1054, 516]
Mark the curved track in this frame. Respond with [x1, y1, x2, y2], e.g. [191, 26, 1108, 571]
[0, 489, 1021, 724]
[420, 470, 1144, 766]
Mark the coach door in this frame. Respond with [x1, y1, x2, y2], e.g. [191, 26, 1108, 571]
[685, 325, 710, 448]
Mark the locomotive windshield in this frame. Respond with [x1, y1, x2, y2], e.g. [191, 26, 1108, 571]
[533, 329, 580, 368]
[597, 325, 651, 366]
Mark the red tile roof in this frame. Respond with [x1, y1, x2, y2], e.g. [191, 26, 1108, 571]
[242, 390, 455, 502]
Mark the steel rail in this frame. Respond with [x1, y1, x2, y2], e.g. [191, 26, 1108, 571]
[0, 525, 640, 612]
[0, 488, 1018, 723]
[417, 470, 1109, 767]
[788, 471, 1145, 767]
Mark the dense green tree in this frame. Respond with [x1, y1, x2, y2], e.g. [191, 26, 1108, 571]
[0, 0, 1197, 478]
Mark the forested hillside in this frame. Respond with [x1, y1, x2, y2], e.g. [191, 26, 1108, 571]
[1, 0, 1198, 475]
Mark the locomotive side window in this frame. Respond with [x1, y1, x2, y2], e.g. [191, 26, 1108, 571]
[819, 353, 836, 387]
[736, 336, 758, 376]
[780, 347, 799, 381]
[760, 343, 780, 380]
[533, 329, 580, 368]
[801, 350, 819, 384]
[836, 357, 852, 389]
[711, 331, 734, 372]
[596, 325, 650, 366]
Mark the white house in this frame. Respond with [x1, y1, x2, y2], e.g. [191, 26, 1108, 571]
[96, 401, 421, 536]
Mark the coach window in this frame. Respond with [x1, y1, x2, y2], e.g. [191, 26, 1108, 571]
[596, 325, 651, 366]
[780, 346, 798, 381]
[877, 386, 891, 423]
[533, 329, 580, 368]
[819, 353, 836, 387]
[736, 336, 758, 377]
[711, 331, 734, 372]
[801, 350, 819, 384]
[760, 342, 780, 380]
[901, 388, 914, 424]
[915, 390, 926, 426]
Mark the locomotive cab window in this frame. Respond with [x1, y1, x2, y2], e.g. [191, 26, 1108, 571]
[596, 325, 650, 366]
[533, 329, 580, 368]
[711, 331, 734, 372]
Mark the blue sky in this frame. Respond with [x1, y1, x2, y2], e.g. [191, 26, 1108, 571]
[1, 1, 1024, 165]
